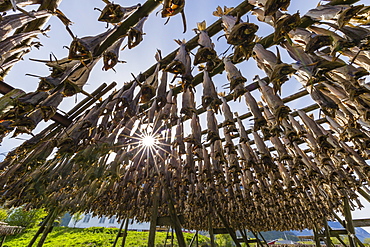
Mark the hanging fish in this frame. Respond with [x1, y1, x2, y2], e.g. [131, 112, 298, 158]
[0, 27, 49, 59]
[68, 28, 115, 61]
[0, 10, 51, 41]
[0, 0, 42, 12]
[161, 0, 186, 33]
[156, 55, 168, 109]
[165, 39, 193, 88]
[257, 76, 290, 122]
[180, 87, 195, 119]
[202, 70, 221, 113]
[223, 57, 247, 99]
[213, 6, 236, 38]
[220, 96, 236, 131]
[337, 4, 364, 28]
[127, 16, 148, 49]
[227, 20, 258, 46]
[206, 107, 220, 143]
[273, 12, 300, 42]
[102, 37, 125, 71]
[193, 20, 218, 68]
[264, 0, 290, 16]
[97, 2, 141, 24]
[244, 90, 266, 131]
[234, 112, 249, 143]
[62, 58, 99, 96]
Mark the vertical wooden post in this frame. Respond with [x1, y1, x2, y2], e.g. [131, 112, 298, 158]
[27, 208, 55, 247]
[343, 196, 357, 247]
[208, 214, 215, 247]
[0, 236, 6, 247]
[112, 219, 125, 247]
[36, 208, 60, 247]
[258, 232, 268, 247]
[313, 225, 321, 247]
[166, 193, 186, 247]
[171, 227, 174, 247]
[121, 218, 129, 247]
[164, 227, 170, 247]
[358, 188, 370, 204]
[196, 230, 199, 247]
[331, 211, 364, 247]
[251, 231, 264, 247]
[189, 231, 197, 247]
[148, 188, 160, 247]
[216, 211, 241, 247]
[323, 218, 332, 247]
[238, 228, 250, 247]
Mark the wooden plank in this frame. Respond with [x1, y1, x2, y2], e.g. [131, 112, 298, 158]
[156, 215, 185, 226]
[353, 219, 370, 228]
[329, 230, 348, 236]
[213, 228, 229, 234]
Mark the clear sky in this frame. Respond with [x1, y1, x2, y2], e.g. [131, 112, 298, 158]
[1, 0, 369, 233]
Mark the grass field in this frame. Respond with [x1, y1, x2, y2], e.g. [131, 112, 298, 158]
[2, 226, 210, 247]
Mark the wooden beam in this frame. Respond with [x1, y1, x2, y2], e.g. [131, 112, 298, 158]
[148, 189, 160, 247]
[343, 196, 357, 247]
[353, 219, 370, 228]
[121, 218, 130, 247]
[156, 215, 185, 226]
[208, 214, 215, 247]
[216, 211, 241, 247]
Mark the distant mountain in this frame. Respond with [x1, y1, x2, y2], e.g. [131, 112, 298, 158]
[291, 221, 370, 243]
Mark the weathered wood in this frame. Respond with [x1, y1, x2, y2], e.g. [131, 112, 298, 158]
[358, 188, 370, 204]
[157, 215, 185, 226]
[323, 219, 332, 247]
[313, 225, 321, 247]
[112, 219, 125, 247]
[148, 189, 160, 247]
[27, 209, 55, 247]
[353, 219, 370, 228]
[212, 228, 229, 234]
[121, 218, 129, 247]
[343, 197, 357, 247]
[36, 208, 60, 247]
[215, 211, 241, 247]
[208, 214, 215, 247]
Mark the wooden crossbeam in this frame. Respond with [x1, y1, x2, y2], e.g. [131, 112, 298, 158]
[156, 215, 185, 226]
[353, 219, 370, 228]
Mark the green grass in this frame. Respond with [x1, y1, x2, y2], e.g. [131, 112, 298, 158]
[3, 226, 210, 247]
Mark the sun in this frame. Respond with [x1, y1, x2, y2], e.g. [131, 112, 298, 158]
[141, 134, 157, 147]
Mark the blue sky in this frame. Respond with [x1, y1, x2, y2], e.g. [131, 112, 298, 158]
[1, 0, 369, 232]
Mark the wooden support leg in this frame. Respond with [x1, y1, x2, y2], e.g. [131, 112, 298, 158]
[332, 211, 364, 247]
[208, 214, 215, 247]
[36, 208, 60, 247]
[323, 218, 332, 247]
[251, 231, 264, 247]
[343, 196, 357, 247]
[171, 228, 174, 247]
[0, 236, 6, 247]
[196, 230, 199, 247]
[216, 211, 241, 247]
[27, 209, 55, 247]
[148, 188, 160, 247]
[358, 188, 370, 204]
[112, 219, 125, 247]
[189, 231, 196, 247]
[258, 232, 268, 247]
[166, 196, 186, 247]
[313, 225, 321, 247]
[164, 227, 170, 247]
[121, 218, 129, 247]
[238, 227, 250, 247]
